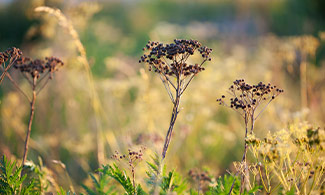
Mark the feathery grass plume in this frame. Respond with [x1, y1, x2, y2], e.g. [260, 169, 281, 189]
[216, 79, 283, 194]
[34, 6, 115, 165]
[0, 47, 22, 85]
[140, 39, 212, 160]
[10, 56, 64, 170]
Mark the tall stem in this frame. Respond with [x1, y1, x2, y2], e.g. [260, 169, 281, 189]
[131, 167, 136, 194]
[21, 77, 37, 167]
[229, 114, 250, 195]
[161, 76, 181, 160]
[161, 94, 180, 160]
[240, 117, 249, 194]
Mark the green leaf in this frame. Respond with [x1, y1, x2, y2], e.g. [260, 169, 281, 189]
[102, 164, 135, 195]
[81, 184, 97, 195]
[57, 187, 76, 195]
[146, 161, 158, 175]
[90, 173, 100, 189]
[208, 175, 240, 195]
[160, 170, 187, 194]
[136, 184, 148, 195]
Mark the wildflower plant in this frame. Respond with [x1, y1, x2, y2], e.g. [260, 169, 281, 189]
[216, 79, 283, 193]
[140, 39, 212, 159]
[111, 147, 146, 191]
[10, 56, 64, 167]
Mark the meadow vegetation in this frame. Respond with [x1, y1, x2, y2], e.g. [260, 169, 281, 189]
[0, 0, 324, 194]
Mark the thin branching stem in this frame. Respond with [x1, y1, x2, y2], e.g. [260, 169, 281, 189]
[161, 82, 181, 160]
[21, 77, 37, 168]
[6, 73, 31, 102]
[254, 99, 273, 120]
[36, 76, 50, 95]
[180, 74, 195, 95]
[0, 67, 31, 101]
[0, 56, 19, 85]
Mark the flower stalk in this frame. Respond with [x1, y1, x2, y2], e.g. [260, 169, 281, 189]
[140, 39, 212, 160]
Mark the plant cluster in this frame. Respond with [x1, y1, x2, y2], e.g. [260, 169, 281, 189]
[1, 33, 324, 195]
[246, 123, 325, 194]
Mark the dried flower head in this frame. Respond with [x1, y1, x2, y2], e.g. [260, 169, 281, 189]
[0, 47, 23, 84]
[140, 39, 212, 78]
[217, 79, 283, 131]
[0, 47, 22, 65]
[14, 56, 64, 80]
[111, 147, 146, 169]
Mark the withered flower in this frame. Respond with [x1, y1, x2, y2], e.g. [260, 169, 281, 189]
[14, 56, 63, 82]
[140, 39, 212, 159]
[217, 79, 283, 132]
[140, 39, 211, 79]
[217, 79, 283, 194]
[11, 55, 64, 168]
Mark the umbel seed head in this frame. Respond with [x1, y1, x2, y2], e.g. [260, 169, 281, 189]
[140, 39, 212, 78]
[217, 79, 283, 119]
[14, 56, 64, 79]
[0, 47, 22, 65]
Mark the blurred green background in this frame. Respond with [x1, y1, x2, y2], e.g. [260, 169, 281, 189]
[0, 0, 324, 191]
